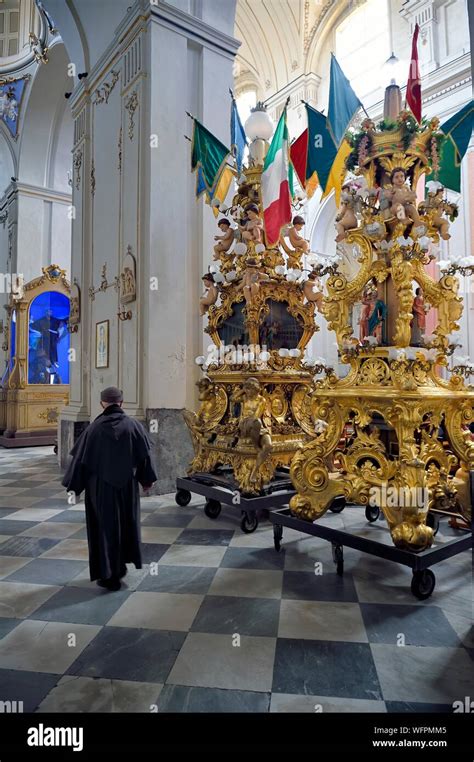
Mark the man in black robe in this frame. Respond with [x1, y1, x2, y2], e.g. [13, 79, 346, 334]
[62, 387, 157, 591]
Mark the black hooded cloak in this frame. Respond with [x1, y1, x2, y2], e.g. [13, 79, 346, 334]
[62, 405, 157, 581]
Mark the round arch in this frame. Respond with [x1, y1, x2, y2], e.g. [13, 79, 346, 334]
[309, 190, 338, 257]
[18, 41, 72, 189]
[0, 128, 17, 196]
[305, 0, 360, 75]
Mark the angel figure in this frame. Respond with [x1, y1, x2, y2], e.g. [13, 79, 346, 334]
[199, 273, 218, 316]
[213, 218, 235, 260]
[183, 377, 215, 437]
[232, 377, 272, 484]
[281, 215, 310, 253]
[238, 258, 269, 307]
[238, 204, 263, 243]
[421, 187, 454, 240]
[302, 270, 323, 311]
[383, 167, 420, 225]
[335, 184, 358, 242]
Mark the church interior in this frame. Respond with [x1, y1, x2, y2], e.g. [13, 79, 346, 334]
[0, 0, 472, 732]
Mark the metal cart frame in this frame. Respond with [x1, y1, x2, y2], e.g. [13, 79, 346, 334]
[269, 505, 472, 599]
[175, 471, 296, 533]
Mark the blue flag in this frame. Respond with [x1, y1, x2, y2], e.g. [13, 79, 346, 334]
[305, 104, 337, 193]
[327, 54, 363, 146]
[230, 96, 247, 172]
[195, 166, 207, 198]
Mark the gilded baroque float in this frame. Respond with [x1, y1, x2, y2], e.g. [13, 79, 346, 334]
[289, 112, 474, 551]
[184, 109, 327, 495]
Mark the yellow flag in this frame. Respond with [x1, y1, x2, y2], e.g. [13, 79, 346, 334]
[305, 171, 319, 200]
[321, 139, 352, 207]
[210, 166, 235, 217]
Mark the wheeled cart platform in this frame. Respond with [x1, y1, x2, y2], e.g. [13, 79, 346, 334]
[175, 470, 296, 533]
[269, 505, 472, 599]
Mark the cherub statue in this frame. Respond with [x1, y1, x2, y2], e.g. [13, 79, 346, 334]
[420, 187, 454, 240]
[281, 215, 310, 253]
[383, 167, 420, 225]
[232, 377, 272, 484]
[199, 273, 218, 316]
[302, 270, 323, 311]
[366, 187, 380, 213]
[183, 377, 216, 440]
[213, 218, 235, 260]
[335, 184, 359, 242]
[238, 258, 269, 306]
[238, 203, 263, 243]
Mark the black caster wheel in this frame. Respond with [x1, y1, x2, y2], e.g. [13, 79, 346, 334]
[426, 512, 440, 536]
[175, 489, 191, 507]
[332, 543, 344, 576]
[365, 504, 380, 523]
[53, 444, 58, 455]
[411, 569, 435, 600]
[273, 524, 283, 552]
[204, 499, 221, 519]
[329, 497, 345, 513]
[241, 512, 258, 534]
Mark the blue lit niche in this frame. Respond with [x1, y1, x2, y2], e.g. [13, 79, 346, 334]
[28, 292, 70, 385]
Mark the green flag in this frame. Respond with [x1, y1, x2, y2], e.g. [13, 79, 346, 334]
[305, 104, 337, 193]
[191, 119, 230, 193]
[427, 101, 473, 192]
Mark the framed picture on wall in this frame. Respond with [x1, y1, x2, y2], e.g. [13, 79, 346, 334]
[95, 320, 109, 368]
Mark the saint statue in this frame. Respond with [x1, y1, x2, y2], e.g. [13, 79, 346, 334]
[29, 308, 67, 368]
[411, 287, 428, 346]
[359, 287, 387, 344]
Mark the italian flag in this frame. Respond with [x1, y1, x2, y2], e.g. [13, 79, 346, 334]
[262, 109, 293, 246]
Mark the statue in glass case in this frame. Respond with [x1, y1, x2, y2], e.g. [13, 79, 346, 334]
[28, 293, 70, 385]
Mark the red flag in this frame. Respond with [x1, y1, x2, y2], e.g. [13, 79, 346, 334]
[406, 23, 421, 123]
[290, 129, 308, 188]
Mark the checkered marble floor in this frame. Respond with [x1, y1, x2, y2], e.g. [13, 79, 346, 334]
[0, 446, 471, 714]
